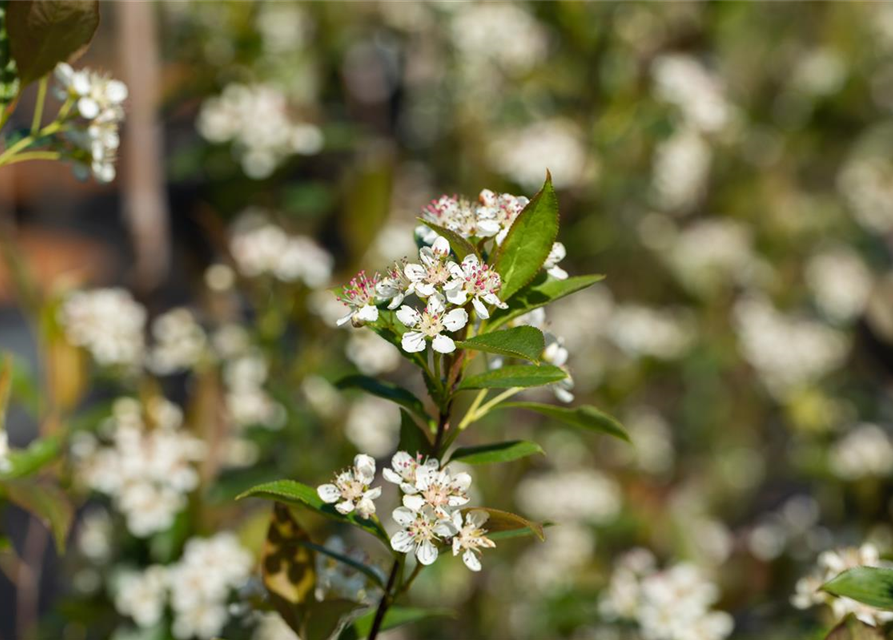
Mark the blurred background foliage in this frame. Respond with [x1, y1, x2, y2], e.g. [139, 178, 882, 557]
[4, 2, 893, 639]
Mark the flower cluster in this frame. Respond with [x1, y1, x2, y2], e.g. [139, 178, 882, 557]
[792, 544, 893, 627]
[59, 288, 147, 369]
[147, 308, 208, 375]
[222, 347, 286, 433]
[599, 549, 734, 640]
[417, 189, 528, 245]
[230, 210, 333, 287]
[73, 397, 206, 537]
[54, 63, 128, 182]
[114, 532, 254, 639]
[197, 82, 323, 178]
[0, 430, 10, 474]
[385, 451, 493, 570]
[317, 453, 381, 519]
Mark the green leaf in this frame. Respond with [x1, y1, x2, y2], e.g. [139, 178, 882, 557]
[487, 273, 606, 330]
[368, 310, 427, 370]
[0, 435, 61, 480]
[417, 218, 479, 260]
[0, 353, 10, 432]
[466, 507, 545, 541]
[822, 567, 893, 610]
[398, 410, 432, 456]
[7, 0, 100, 86]
[488, 521, 554, 541]
[337, 375, 430, 426]
[0, 5, 21, 110]
[0, 534, 19, 580]
[237, 480, 390, 544]
[457, 365, 565, 391]
[449, 440, 544, 465]
[344, 606, 455, 639]
[456, 326, 544, 363]
[297, 538, 385, 589]
[4, 480, 73, 553]
[303, 599, 368, 640]
[824, 615, 886, 640]
[497, 402, 629, 442]
[494, 173, 559, 302]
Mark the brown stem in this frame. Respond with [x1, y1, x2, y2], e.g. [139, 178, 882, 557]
[368, 559, 400, 640]
[432, 403, 451, 458]
[16, 517, 49, 640]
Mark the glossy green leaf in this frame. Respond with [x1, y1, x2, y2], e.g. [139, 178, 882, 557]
[417, 218, 479, 260]
[0, 435, 60, 480]
[456, 326, 544, 363]
[498, 402, 629, 442]
[398, 410, 432, 455]
[449, 440, 544, 465]
[337, 375, 430, 425]
[344, 606, 454, 639]
[464, 507, 544, 541]
[822, 567, 893, 610]
[4, 479, 73, 553]
[7, 0, 99, 85]
[494, 173, 559, 302]
[487, 273, 606, 330]
[457, 365, 565, 391]
[237, 480, 390, 544]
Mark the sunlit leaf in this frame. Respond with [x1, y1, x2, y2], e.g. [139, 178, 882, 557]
[824, 614, 886, 640]
[417, 218, 479, 260]
[0, 435, 60, 480]
[4, 479, 73, 553]
[457, 365, 565, 391]
[449, 440, 544, 465]
[497, 402, 629, 442]
[464, 507, 544, 541]
[822, 567, 893, 610]
[456, 326, 544, 363]
[494, 173, 559, 302]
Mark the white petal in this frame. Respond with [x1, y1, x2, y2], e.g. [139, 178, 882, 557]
[400, 482, 419, 495]
[444, 281, 467, 306]
[415, 282, 436, 298]
[431, 236, 451, 257]
[403, 494, 426, 511]
[396, 305, 420, 327]
[442, 308, 468, 332]
[448, 261, 465, 279]
[463, 549, 482, 572]
[404, 263, 427, 282]
[363, 486, 382, 501]
[392, 507, 416, 527]
[382, 468, 402, 484]
[452, 472, 472, 491]
[434, 519, 458, 537]
[391, 531, 414, 553]
[417, 541, 439, 566]
[401, 331, 427, 353]
[432, 334, 455, 354]
[461, 254, 480, 271]
[354, 454, 376, 479]
[336, 311, 355, 327]
[317, 484, 341, 503]
[419, 246, 436, 266]
[452, 510, 464, 529]
[387, 293, 404, 310]
[391, 451, 413, 469]
[471, 297, 489, 319]
[548, 265, 568, 280]
[357, 304, 379, 323]
[477, 220, 500, 237]
[467, 510, 490, 528]
[426, 293, 445, 315]
[356, 498, 377, 519]
[336, 500, 355, 514]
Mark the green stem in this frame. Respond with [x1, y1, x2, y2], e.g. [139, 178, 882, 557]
[396, 562, 424, 596]
[30, 77, 47, 135]
[457, 389, 488, 431]
[368, 558, 402, 640]
[0, 151, 61, 165]
[474, 387, 522, 419]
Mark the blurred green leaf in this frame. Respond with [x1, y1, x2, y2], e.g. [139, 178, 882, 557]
[497, 402, 629, 442]
[449, 440, 544, 465]
[0, 435, 60, 480]
[457, 326, 544, 363]
[262, 504, 317, 634]
[464, 507, 544, 541]
[494, 173, 559, 302]
[343, 606, 455, 639]
[398, 409, 432, 455]
[343, 154, 393, 265]
[457, 365, 565, 391]
[237, 480, 390, 544]
[0, 534, 19, 580]
[4, 479, 73, 553]
[0, 353, 10, 432]
[487, 274, 606, 330]
[824, 614, 886, 640]
[336, 375, 430, 426]
[822, 567, 893, 610]
[417, 219, 479, 260]
[7, 0, 99, 85]
[303, 599, 367, 640]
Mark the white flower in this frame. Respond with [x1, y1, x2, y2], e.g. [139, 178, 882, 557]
[114, 566, 168, 629]
[397, 294, 468, 354]
[390, 505, 456, 566]
[445, 254, 507, 319]
[418, 195, 480, 241]
[317, 454, 381, 518]
[337, 270, 381, 327]
[382, 450, 440, 494]
[0, 431, 11, 473]
[147, 308, 207, 375]
[543, 242, 568, 280]
[375, 258, 413, 309]
[345, 329, 401, 376]
[475, 189, 529, 244]
[830, 424, 893, 481]
[59, 288, 146, 368]
[450, 509, 496, 572]
[401, 463, 472, 519]
[404, 236, 455, 298]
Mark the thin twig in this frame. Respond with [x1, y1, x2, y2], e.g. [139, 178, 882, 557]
[368, 558, 400, 640]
